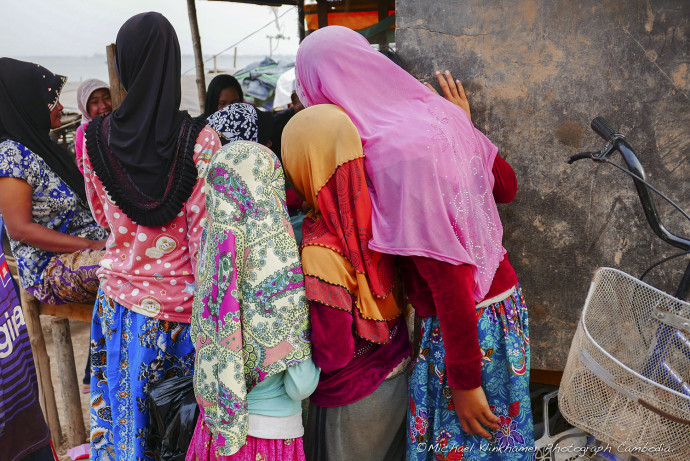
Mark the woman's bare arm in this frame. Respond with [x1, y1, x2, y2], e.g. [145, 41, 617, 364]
[0, 177, 106, 253]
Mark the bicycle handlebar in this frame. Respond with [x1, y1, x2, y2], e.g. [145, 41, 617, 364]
[577, 117, 690, 253]
[591, 117, 619, 144]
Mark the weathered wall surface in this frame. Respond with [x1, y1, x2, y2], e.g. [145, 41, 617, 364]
[396, 0, 689, 369]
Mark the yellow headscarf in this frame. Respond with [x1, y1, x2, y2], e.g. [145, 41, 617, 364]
[281, 104, 401, 343]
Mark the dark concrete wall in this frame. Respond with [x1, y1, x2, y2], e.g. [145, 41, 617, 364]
[396, 0, 690, 369]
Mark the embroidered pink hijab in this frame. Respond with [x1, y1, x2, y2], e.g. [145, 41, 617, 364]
[295, 26, 505, 301]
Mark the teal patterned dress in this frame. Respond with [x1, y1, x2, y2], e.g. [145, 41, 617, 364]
[407, 286, 534, 461]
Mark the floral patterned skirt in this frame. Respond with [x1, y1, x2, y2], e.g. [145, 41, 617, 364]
[26, 248, 104, 304]
[186, 413, 305, 461]
[407, 285, 534, 461]
[89, 289, 195, 461]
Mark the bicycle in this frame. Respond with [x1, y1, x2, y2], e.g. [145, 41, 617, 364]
[556, 118, 690, 461]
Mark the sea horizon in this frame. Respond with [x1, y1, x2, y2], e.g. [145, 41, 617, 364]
[14, 53, 297, 116]
[12, 53, 296, 84]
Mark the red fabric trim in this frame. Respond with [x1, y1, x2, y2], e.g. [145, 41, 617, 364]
[304, 275, 353, 312]
[305, 275, 400, 344]
[302, 158, 395, 297]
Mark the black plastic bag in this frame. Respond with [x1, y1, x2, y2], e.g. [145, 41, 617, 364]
[148, 375, 199, 461]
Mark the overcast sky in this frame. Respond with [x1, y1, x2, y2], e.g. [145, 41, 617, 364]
[0, 0, 300, 58]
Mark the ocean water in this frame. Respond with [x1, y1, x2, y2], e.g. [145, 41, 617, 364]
[19, 54, 294, 84]
[18, 54, 295, 116]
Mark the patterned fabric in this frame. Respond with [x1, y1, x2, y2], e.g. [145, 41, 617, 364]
[187, 415, 305, 461]
[299, 159, 400, 343]
[281, 104, 401, 344]
[25, 248, 104, 304]
[83, 126, 220, 323]
[192, 140, 311, 456]
[0, 139, 108, 288]
[89, 288, 195, 461]
[206, 103, 258, 144]
[407, 286, 534, 461]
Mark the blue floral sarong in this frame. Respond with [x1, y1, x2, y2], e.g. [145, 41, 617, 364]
[407, 285, 534, 460]
[89, 288, 195, 461]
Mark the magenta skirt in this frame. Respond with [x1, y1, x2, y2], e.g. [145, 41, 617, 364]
[186, 414, 306, 461]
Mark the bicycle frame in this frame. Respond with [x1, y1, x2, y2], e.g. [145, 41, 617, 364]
[570, 117, 690, 397]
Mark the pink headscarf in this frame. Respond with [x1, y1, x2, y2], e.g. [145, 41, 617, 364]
[76, 79, 109, 125]
[295, 26, 505, 301]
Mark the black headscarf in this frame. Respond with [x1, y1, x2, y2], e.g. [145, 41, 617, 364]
[203, 74, 244, 119]
[0, 58, 87, 203]
[86, 12, 204, 227]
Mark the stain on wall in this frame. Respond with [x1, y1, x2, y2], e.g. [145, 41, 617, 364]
[396, 0, 690, 369]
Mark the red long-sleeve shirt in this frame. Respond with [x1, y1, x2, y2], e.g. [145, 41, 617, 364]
[399, 154, 519, 390]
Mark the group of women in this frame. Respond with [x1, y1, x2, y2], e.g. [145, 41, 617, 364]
[0, 11, 533, 461]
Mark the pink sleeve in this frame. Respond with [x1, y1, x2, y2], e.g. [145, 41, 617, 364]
[75, 125, 85, 175]
[82, 148, 109, 229]
[185, 127, 221, 275]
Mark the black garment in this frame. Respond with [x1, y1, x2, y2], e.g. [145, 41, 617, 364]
[85, 12, 203, 227]
[256, 108, 275, 147]
[203, 74, 244, 119]
[0, 58, 87, 203]
[270, 106, 296, 162]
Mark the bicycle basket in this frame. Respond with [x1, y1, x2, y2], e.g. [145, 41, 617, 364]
[558, 268, 690, 461]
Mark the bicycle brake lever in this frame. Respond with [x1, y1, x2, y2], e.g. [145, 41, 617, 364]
[592, 143, 616, 162]
[567, 152, 597, 164]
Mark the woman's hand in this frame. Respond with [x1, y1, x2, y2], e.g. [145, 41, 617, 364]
[86, 239, 108, 250]
[425, 70, 472, 121]
[451, 386, 500, 439]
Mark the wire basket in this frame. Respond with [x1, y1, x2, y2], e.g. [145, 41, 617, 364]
[558, 268, 690, 461]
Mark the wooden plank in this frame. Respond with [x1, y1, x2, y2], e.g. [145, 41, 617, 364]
[20, 290, 62, 448]
[51, 319, 86, 447]
[530, 369, 563, 386]
[317, 0, 328, 28]
[106, 44, 127, 110]
[298, 0, 306, 42]
[38, 302, 92, 323]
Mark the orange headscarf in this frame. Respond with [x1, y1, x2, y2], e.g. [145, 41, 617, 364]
[281, 104, 401, 343]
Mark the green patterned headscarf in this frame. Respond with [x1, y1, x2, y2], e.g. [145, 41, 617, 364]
[191, 140, 310, 455]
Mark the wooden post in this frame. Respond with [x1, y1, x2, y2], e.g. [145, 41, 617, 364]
[234, 47, 238, 69]
[106, 44, 126, 110]
[51, 318, 86, 446]
[317, 0, 328, 29]
[298, 0, 306, 42]
[376, 0, 390, 51]
[20, 290, 62, 448]
[187, 0, 206, 113]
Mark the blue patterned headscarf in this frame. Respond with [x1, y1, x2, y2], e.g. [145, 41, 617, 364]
[206, 103, 258, 144]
